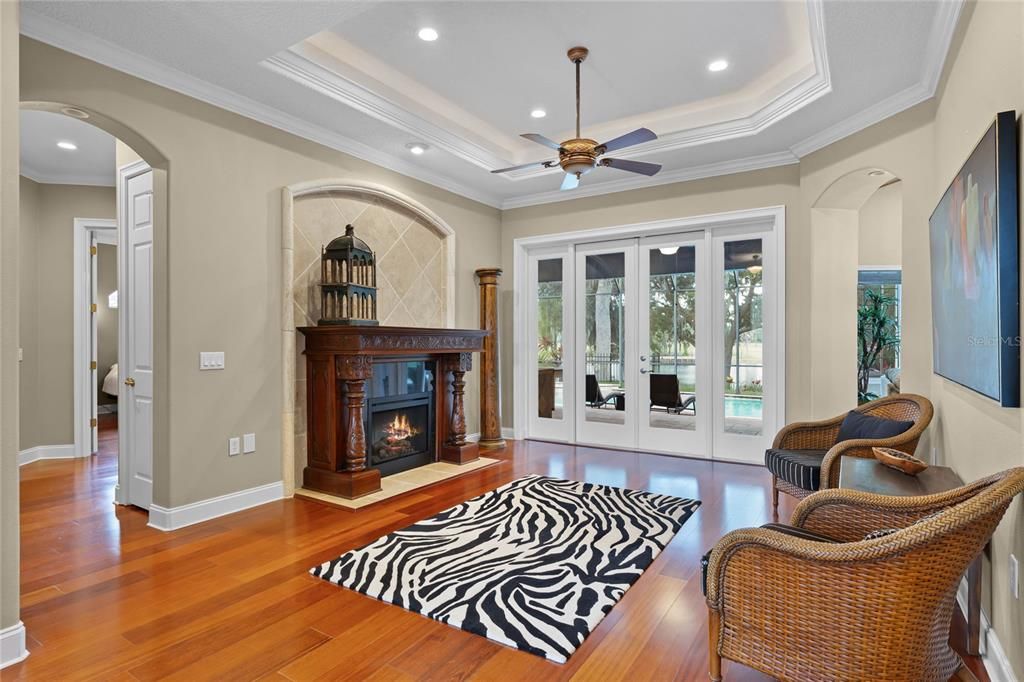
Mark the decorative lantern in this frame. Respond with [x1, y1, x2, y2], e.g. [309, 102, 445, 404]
[318, 224, 378, 326]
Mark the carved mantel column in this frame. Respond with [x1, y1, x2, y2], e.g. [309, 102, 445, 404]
[441, 352, 480, 465]
[475, 268, 505, 449]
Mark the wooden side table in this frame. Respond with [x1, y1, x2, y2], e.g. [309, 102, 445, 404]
[839, 457, 983, 656]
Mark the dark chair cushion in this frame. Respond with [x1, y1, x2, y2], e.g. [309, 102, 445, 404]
[702, 523, 839, 596]
[836, 410, 914, 444]
[764, 448, 828, 492]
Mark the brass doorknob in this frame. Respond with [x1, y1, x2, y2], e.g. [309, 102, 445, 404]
[124, 377, 136, 387]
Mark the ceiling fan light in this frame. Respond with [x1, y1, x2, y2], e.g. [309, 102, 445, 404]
[659, 246, 680, 256]
[562, 161, 592, 175]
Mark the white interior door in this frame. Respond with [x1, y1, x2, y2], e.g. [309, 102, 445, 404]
[527, 247, 574, 442]
[574, 240, 638, 450]
[638, 233, 711, 457]
[120, 164, 154, 509]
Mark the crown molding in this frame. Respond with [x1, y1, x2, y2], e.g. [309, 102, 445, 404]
[265, 47, 510, 172]
[500, 151, 799, 210]
[19, 9, 503, 209]
[20, 160, 114, 187]
[789, 0, 962, 158]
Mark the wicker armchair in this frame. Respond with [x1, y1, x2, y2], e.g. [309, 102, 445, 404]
[770, 393, 933, 510]
[706, 467, 1024, 681]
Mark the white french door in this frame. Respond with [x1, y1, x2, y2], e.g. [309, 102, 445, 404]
[574, 240, 638, 450]
[638, 233, 710, 457]
[521, 215, 782, 463]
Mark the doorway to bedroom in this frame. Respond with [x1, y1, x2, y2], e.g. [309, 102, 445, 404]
[75, 217, 119, 463]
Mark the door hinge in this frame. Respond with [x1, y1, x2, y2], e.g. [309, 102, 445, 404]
[90, 360, 97, 370]
[90, 245, 97, 256]
[90, 303, 97, 313]
[90, 418, 98, 428]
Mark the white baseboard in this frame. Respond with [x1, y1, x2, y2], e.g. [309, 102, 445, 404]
[957, 580, 1019, 682]
[18, 444, 78, 466]
[0, 621, 28, 669]
[147, 481, 284, 532]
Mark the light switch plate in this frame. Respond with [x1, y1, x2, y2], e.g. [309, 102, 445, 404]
[228, 437, 241, 456]
[1011, 554, 1019, 600]
[200, 351, 225, 371]
[243, 433, 256, 454]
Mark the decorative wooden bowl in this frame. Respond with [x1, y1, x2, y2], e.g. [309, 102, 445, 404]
[873, 447, 928, 475]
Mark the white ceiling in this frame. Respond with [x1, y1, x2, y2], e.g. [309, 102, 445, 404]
[20, 1, 962, 207]
[20, 109, 115, 186]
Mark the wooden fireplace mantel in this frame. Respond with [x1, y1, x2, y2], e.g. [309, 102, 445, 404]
[298, 325, 487, 499]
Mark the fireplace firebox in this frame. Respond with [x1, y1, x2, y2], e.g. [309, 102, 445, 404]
[366, 360, 435, 476]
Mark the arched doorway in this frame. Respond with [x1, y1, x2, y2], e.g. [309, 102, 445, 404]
[809, 167, 903, 416]
[18, 100, 168, 514]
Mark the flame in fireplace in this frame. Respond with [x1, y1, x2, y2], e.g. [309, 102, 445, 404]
[384, 413, 419, 442]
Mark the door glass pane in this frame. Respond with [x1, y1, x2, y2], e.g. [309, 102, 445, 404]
[723, 239, 764, 436]
[584, 252, 626, 425]
[648, 245, 696, 431]
[536, 258, 564, 420]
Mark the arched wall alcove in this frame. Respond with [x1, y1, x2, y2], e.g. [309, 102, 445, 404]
[809, 167, 903, 416]
[18, 100, 171, 511]
[280, 179, 458, 495]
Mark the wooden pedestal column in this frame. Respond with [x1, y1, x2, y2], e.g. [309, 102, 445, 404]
[475, 268, 505, 449]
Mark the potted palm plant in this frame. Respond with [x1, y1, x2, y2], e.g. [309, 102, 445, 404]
[857, 288, 900, 403]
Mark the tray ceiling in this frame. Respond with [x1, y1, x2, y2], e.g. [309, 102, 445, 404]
[21, 1, 961, 208]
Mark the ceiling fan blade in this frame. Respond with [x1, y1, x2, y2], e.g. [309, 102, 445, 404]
[491, 160, 556, 174]
[597, 127, 657, 154]
[601, 158, 662, 176]
[522, 133, 564, 151]
[560, 173, 580, 191]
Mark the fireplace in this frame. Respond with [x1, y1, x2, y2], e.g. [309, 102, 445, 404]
[365, 360, 435, 476]
[298, 325, 487, 499]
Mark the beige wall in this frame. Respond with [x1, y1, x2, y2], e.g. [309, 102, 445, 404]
[928, 0, 1024, 674]
[1, 0, 20, 634]
[21, 38, 501, 510]
[17, 177, 115, 449]
[96, 243, 117, 405]
[858, 181, 903, 267]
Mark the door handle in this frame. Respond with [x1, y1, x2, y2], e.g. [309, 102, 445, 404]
[640, 355, 647, 362]
[639, 368, 648, 374]
[124, 377, 136, 387]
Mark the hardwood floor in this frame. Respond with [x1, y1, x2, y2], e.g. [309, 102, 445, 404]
[10, 416, 988, 681]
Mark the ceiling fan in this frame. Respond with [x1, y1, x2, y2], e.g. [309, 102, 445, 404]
[491, 46, 662, 191]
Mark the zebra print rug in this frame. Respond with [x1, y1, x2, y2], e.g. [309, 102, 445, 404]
[310, 475, 700, 663]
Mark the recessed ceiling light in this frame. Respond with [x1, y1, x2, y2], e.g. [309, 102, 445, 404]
[868, 169, 886, 177]
[406, 142, 428, 155]
[60, 106, 90, 120]
[530, 109, 547, 119]
[707, 59, 729, 72]
[57, 140, 78, 151]
[418, 27, 438, 42]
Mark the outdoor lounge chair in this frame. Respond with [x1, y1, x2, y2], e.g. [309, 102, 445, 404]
[585, 374, 624, 410]
[649, 373, 695, 414]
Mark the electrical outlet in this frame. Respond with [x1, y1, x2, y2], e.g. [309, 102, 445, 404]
[243, 433, 256, 454]
[200, 351, 225, 371]
[1011, 554, 1019, 600]
[228, 437, 241, 456]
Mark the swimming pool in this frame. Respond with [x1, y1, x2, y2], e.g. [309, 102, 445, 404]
[724, 396, 763, 419]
